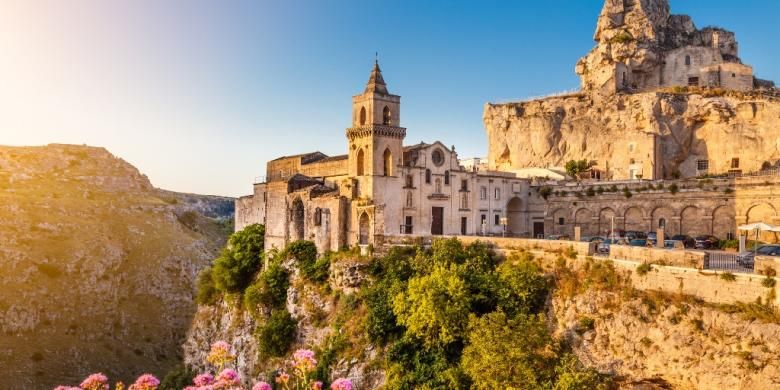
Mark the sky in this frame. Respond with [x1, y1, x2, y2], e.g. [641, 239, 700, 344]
[1, 0, 779, 197]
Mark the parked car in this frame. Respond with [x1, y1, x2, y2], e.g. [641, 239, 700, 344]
[737, 244, 780, 267]
[547, 234, 570, 241]
[670, 235, 696, 248]
[664, 240, 685, 250]
[625, 231, 647, 240]
[694, 235, 720, 249]
[629, 239, 648, 247]
[598, 238, 628, 254]
[647, 232, 657, 241]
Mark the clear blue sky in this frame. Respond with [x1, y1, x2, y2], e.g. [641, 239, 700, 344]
[2, 0, 779, 196]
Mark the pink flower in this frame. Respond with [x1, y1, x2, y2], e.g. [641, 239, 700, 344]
[252, 382, 272, 390]
[194, 373, 215, 386]
[207, 341, 236, 369]
[53, 387, 81, 390]
[311, 381, 323, 390]
[293, 349, 318, 371]
[330, 378, 352, 390]
[80, 373, 109, 390]
[216, 368, 240, 385]
[129, 374, 160, 390]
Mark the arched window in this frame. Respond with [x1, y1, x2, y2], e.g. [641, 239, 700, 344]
[406, 192, 413, 208]
[435, 178, 442, 193]
[356, 148, 365, 176]
[659, 218, 667, 229]
[685, 55, 691, 66]
[359, 107, 367, 125]
[425, 169, 431, 184]
[382, 106, 391, 125]
[383, 148, 392, 176]
[444, 170, 450, 185]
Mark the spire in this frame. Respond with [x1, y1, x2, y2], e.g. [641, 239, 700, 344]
[365, 55, 389, 95]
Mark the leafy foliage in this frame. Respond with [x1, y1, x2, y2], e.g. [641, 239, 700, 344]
[244, 259, 290, 313]
[285, 240, 330, 283]
[564, 159, 593, 179]
[256, 309, 297, 357]
[196, 267, 219, 305]
[159, 364, 194, 390]
[212, 224, 265, 294]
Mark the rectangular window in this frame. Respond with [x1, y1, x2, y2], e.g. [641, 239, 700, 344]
[731, 158, 740, 169]
[460, 193, 468, 209]
[404, 216, 413, 235]
[688, 77, 699, 86]
[461, 180, 468, 191]
[494, 214, 500, 225]
[558, 217, 564, 226]
[697, 160, 709, 171]
[494, 188, 500, 200]
[480, 186, 487, 200]
[481, 214, 487, 225]
[405, 175, 413, 188]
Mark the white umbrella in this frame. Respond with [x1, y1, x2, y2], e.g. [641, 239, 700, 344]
[738, 223, 777, 258]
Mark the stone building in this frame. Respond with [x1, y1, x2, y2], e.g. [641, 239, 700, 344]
[236, 62, 533, 252]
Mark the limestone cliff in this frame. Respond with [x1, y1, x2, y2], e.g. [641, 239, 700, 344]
[553, 289, 780, 389]
[0, 144, 231, 389]
[484, 91, 780, 180]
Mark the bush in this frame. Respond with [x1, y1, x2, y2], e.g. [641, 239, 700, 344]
[540, 186, 553, 200]
[762, 277, 776, 288]
[256, 309, 297, 357]
[576, 316, 595, 334]
[364, 279, 402, 345]
[585, 187, 595, 197]
[720, 272, 737, 282]
[462, 311, 554, 389]
[286, 241, 329, 282]
[159, 364, 194, 390]
[212, 224, 265, 294]
[669, 183, 679, 195]
[496, 256, 549, 317]
[636, 263, 652, 276]
[623, 187, 633, 199]
[244, 260, 290, 313]
[553, 353, 612, 390]
[286, 240, 317, 265]
[196, 267, 219, 305]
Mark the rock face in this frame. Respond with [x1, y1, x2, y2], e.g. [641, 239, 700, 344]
[0, 144, 231, 389]
[484, 91, 780, 180]
[552, 290, 780, 389]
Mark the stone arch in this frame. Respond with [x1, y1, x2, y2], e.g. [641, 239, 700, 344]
[356, 148, 365, 176]
[680, 206, 702, 236]
[359, 107, 367, 125]
[623, 206, 645, 232]
[358, 212, 371, 245]
[291, 197, 305, 241]
[507, 197, 524, 235]
[382, 105, 391, 125]
[383, 148, 392, 176]
[551, 208, 569, 236]
[712, 205, 735, 239]
[747, 203, 778, 242]
[574, 208, 594, 236]
[651, 206, 676, 234]
[598, 207, 616, 237]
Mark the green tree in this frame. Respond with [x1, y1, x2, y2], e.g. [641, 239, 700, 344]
[392, 265, 471, 346]
[495, 252, 549, 317]
[195, 266, 219, 305]
[159, 364, 195, 390]
[244, 259, 290, 313]
[212, 224, 265, 293]
[461, 311, 555, 389]
[256, 309, 297, 357]
[553, 353, 611, 390]
[565, 159, 592, 179]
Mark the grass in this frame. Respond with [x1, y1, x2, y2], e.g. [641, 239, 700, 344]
[636, 263, 652, 276]
[720, 272, 737, 282]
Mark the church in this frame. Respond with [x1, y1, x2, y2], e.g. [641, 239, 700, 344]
[235, 61, 534, 253]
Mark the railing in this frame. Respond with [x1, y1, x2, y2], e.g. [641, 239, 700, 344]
[399, 225, 414, 235]
[705, 252, 754, 273]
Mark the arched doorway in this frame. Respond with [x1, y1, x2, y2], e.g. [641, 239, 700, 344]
[551, 208, 568, 236]
[680, 206, 702, 236]
[507, 197, 524, 236]
[358, 212, 370, 245]
[598, 208, 616, 237]
[712, 205, 735, 239]
[574, 208, 594, 236]
[623, 207, 644, 232]
[291, 198, 305, 241]
[747, 203, 778, 242]
[652, 207, 676, 235]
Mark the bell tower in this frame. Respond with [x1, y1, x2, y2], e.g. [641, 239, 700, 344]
[347, 59, 406, 178]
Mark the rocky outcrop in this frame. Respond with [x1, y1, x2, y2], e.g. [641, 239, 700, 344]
[552, 290, 780, 389]
[0, 144, 231, 389]
[484, 91, 780, 179]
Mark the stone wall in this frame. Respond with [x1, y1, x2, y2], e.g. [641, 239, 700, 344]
[609, 244, 706, 269]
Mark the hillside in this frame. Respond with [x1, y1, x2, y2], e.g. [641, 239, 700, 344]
[0, 144, 231, 390]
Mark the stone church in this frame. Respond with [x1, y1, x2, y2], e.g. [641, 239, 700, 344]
[236, 62, 533, 253]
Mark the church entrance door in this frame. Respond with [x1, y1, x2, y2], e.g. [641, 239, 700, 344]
[431, 207, 444, 235]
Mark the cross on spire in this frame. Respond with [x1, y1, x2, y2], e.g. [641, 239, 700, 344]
[365, 53, 388, 95]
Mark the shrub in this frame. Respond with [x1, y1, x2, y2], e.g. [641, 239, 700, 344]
[496, 257, 550, 317]
[565, 246, 578, 259]
[576, 316, 595, 334]
[159, 364, 194, 390]
[364, 280, 402, 345]
[553, 353, 612, 389]
[725, 188, 734, 194]
[622, 187, 632, 199]
[462, 311, 554, 389]
[256, 309, 297, 357]
[244, 260, 290, 313]
[669, 183, 679, 195]
[212, 224, 265, 294]
[540, 186, 553, 200]
[636, 263, 653, 276]
[762, 277, 776, 288]
[583, 260, 621, 291]
[196, 267, 219, 305]
[720, 272, 737, 282]
[286, 241, 329, 282]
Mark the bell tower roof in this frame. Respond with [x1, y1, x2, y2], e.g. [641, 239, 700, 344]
[365, 59, 389, 95]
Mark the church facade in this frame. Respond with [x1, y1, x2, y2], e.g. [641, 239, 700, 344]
[235, 62, 534, 253]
